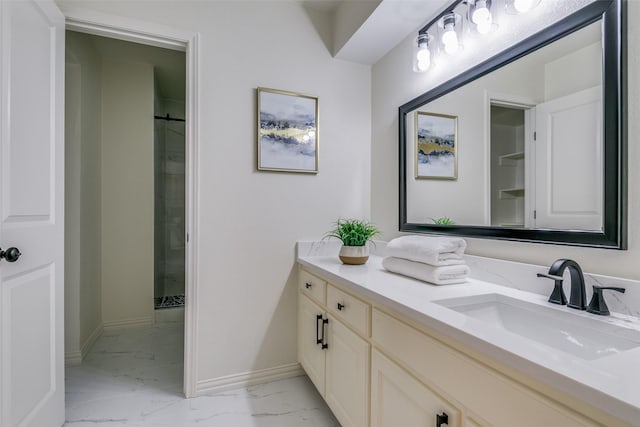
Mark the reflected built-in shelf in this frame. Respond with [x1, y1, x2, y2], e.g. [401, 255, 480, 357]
[499, 151, 525, 166]
[499, 187, 525, 199]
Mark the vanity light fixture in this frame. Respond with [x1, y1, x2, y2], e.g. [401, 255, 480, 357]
[413, 32, 434, 72]
[411, 0, 541, 73]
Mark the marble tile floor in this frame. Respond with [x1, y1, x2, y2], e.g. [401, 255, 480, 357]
[64, 318, 340, 426]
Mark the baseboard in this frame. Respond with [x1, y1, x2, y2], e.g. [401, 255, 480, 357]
[65, 322, 104, 366]
[81, 322, 104, 358]
[103, 316, 153, 331]
[65, 351, 83, 367]
[195, 362, 304, 395]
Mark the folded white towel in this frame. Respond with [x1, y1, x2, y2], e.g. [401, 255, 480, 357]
[386, 235, 467, 266]
[382, 256, 469, 285]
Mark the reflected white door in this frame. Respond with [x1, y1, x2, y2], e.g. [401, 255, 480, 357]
[0, 1, 65, 426]
[534, 86, 603, 230]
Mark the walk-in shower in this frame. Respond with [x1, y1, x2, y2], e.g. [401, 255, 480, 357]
[154, 110, 185, 309]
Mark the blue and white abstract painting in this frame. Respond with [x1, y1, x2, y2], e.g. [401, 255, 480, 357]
[258, 88, 318, 173]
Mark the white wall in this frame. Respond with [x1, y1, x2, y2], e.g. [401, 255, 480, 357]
[57, 0, 372, 386]
[543, 41, 601, 101]
[65, 31, 103, 364]
[101, 59, 155, 327]
[372, 1, 639, 281]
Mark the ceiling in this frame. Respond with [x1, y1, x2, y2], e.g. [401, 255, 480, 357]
[305, 0, 451, 65]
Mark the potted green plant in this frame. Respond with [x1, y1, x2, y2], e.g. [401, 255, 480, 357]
[325, 218, 381, 265]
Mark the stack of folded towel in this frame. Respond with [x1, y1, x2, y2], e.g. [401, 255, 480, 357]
[382, 235, 470, 285]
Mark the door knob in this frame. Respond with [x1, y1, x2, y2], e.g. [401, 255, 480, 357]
[0, 247, 21, 263]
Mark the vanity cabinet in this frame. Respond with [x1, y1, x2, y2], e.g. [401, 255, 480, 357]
[298, 272, 370, 427]
[298, 266, 629, 427]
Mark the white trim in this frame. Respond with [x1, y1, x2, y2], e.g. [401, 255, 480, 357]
[103, 316, 153, 331]
[195, 363, 305, 396]
[64, 351, 82, 367]
[61, 8, 200, 398]
[80, 322, 104, 358]
[66, 322, 104, 365]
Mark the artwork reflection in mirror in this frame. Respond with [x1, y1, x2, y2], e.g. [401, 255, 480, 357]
[415, 112, 458, 180]
[406, 21, 602, 231]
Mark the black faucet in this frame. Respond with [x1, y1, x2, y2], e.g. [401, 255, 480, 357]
[537, 259, 586, 310]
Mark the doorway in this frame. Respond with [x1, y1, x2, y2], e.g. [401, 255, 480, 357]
[490, 104, 526, 227]
[63, 20, 198, 397]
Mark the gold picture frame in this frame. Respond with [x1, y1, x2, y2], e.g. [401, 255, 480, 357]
[415, 111, 458, 180]
[257, 87, 319, 173]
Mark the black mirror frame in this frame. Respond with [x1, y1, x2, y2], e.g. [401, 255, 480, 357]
[399, 0, 627, 249]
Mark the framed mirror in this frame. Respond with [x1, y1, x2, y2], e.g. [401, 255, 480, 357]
[399, 0, 626, 249]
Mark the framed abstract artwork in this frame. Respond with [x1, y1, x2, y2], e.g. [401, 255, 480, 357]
[415, 111, 458, 180]
[257, 87, 318, 173]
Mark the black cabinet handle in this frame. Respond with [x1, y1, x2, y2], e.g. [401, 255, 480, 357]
[316, 314, 323, 345]
[305, 282, 312, 289]
[436, 412, 448, 427]
[337, 302, 345, 311]
[321, 318, 329, 349]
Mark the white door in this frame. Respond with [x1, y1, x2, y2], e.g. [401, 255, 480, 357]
[534, 86, 602, 230]
[0, 0, 65, 426]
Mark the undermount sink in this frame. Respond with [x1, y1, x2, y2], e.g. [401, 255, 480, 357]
[434, 293, 640, 360]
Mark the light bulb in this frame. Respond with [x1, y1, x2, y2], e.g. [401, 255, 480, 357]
[441, 24, 458, 47]
[472, 0, 490, 24]
[444, 40, 459, 55]
[416, 48, 431, 71]
[514, 0, 535, 13]
[417, 58, 430, 72]
[416, 47, 430, 62]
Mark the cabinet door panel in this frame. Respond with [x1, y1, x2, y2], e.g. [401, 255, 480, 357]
[325, 314, 370, 427]
[298, 293, 325, 394]
[371, 349, 460, 427]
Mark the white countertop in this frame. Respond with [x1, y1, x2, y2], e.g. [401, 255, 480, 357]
[297, 253, 640, 426]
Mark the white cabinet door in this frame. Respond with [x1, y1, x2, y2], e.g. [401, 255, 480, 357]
[0, 1, 65, 426]
[298, 293, 326, 394]
[325, 314, 369, 427]
[371, 349, 459, 427]
[534, 86, 602, 230]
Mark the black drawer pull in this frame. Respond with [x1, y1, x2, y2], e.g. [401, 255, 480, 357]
[321, 318, 329, 349]
[316, 314, 323, 345]
[337, 302, 345, 311]
[305, 282, 312, 289]
[436, 412, 448, 427]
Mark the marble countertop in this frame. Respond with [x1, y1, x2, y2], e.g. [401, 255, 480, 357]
[297, 246, 640, 426]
